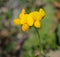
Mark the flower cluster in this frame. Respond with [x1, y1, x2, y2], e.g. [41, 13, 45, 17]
[13, 8, 46, 31]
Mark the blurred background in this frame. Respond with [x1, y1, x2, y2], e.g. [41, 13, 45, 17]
[0, 0, 60, 57]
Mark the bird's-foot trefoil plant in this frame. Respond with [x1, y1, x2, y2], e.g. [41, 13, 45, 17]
[13, 8, 46, 57]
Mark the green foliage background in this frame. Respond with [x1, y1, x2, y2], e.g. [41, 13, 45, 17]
[0, 0, 60, 57]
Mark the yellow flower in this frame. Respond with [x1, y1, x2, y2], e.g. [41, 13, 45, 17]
[39, 8, 46, 18]
[13, 8, 46, 32]
[13, 18, 20, 25]
[22, 24, 29, 31]
[34, 20, 41, 28]
[27, 15, 34, 26]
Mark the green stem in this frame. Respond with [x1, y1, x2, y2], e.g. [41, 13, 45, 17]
[35, 28, 44, 57]
[35, 28, 41, 46]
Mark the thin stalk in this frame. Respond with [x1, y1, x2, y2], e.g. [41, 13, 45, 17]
[35, 28, 41, 46]
[34, 28, 44, 57]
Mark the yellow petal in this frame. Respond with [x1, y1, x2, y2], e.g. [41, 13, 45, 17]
[36, 13, 42, 21]
[34, 20, 41, 28]
[21, 9, 26, 14]
[29, 11, 42, 21]
[39, 8, 46, 18]
[20, 14, 28, 24]
[29, 11, 38, 20]
[19, 9, 26, 18]
[22, 24, 29, 31]
[27, 15, 34, 26]
[13, 18, 20, 25]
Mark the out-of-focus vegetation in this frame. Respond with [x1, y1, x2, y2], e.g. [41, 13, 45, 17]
[0, 0, 8, 7]
[0, 0, 60, 57]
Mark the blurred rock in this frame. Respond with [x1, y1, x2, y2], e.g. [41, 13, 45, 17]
[17, 32, 23, 39]
[34, 50, 40, 56]
[6, 0, 20, 10]
[3, 20, 10, 28]
[0, 7, 8, 13]
[46, 50, 60, 57]
[35, 0, 44, 6]
[0, 29, 9, 37]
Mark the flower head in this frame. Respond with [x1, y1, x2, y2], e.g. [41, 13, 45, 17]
[13, 8, 46, 32]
